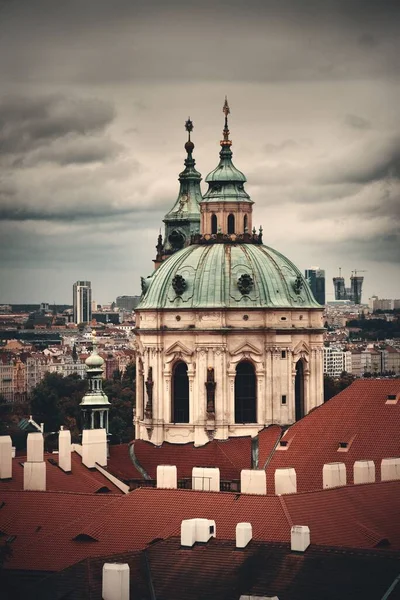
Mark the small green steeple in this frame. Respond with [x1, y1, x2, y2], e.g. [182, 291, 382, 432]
[163, 119, 202, 254]
[203, 98, 252, 204]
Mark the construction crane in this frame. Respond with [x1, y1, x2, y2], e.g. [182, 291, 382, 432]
[351, 270, 367, 277]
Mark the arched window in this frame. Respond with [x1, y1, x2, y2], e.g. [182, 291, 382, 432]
[234, 361, 256, 423]
[227, 213, 235, 234]
[295, 359, 305, 421]
[243, 214, 248, 233]
[211, 214, 218, 234]
[172, 361, 189, 423]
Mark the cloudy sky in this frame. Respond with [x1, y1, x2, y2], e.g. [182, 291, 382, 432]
[0, 0, 399, 304]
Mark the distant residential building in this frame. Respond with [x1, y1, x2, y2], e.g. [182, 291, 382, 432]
[73, 281, 92, 324]
[369, 296, 400, 312]
[305, 267, 325, 305]
[116, 295, 141, 311]
[323, 347, 352, 377]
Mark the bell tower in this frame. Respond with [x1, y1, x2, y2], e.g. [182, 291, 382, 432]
[200, 98, 254, 238]
[155, 119, 202, 266]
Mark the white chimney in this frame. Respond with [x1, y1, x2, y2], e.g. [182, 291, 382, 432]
[236, 523, 252, 548]
[181, 519, 197, 547]
[323, 462, 346, 489]
[27, 432, 44, 462]
[82, 429, 107, 468]
[240, 470, 266, 495]
[381, 458, 400, 481]
[0, 436, 12, 479]
[24, 432, 46, 491]
[12, 447, 16, 458]
[192, 467, 220, 491]
[353, 460, 375, 484]
[291, 525, 310, 552]
[156, 465, 177, 489]
[181, 518, 216, 547]
[102, 563, 130, 600]
[24, 461, 46, 491]
[58, 428, 72, 473]
[274, 467, 297, 495]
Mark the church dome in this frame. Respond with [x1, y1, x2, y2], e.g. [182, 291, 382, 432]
[85, 351, 104, 368]
[138, 242, 321, 310]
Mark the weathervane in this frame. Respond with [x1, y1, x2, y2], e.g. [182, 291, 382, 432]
[221, 96, 232, 147]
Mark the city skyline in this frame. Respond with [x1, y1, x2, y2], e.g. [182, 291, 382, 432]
[0, 0, 399, 303]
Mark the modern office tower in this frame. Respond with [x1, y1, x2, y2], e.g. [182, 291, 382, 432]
[333, 270, 364, 304]
[333, 276, 347, 300]
[115, 295, 141, 311]
[73, 281, 92, 324]
[350, 274, 364, 305]
[305, 268, 326, 305]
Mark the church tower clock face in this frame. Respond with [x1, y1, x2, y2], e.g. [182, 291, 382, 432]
[135, 100, 324, 446]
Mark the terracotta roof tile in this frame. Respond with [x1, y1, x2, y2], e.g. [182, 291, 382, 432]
[0, 452, 124, 495]
[129, 436, 252, 481]
[4, 480, 399, 573]
[265, 379, 400, 493]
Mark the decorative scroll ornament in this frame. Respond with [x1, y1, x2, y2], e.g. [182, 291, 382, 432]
[238, 273, 254, 295]
[205, 367, 216, 417]
[293, 275, 304, 295]
[172, 274, 187, 296]
[144, 366, 154, 419]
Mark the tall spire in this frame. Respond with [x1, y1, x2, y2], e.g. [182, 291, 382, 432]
[161, 117, 202, 256]
[221, 97, 232, 147]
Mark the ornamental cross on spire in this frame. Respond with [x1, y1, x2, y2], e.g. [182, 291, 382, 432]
[185, 117, 193, 141]
[221, 96, 232, 147]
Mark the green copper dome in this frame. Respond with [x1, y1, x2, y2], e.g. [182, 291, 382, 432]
[138, 243, 321, 310]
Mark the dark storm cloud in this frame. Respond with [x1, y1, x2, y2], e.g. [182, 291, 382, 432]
[0, 95, 115, 156]
[0, 0, 399, 85]
[317, 137, 400, 185]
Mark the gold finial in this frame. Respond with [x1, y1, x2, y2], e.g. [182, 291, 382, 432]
[221, 96, 232, 147]
[223, 96, 230, 118]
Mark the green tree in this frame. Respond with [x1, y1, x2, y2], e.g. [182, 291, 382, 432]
[30, 372, 86, 437]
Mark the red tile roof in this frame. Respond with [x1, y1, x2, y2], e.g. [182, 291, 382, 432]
[265, 379, 400, 493]
[0, 452, 124, 494]
[130, 436, 253, 481]
[3, 480, 399, 573]
[107, 444, 143, 480]
[257, 424, 283, 468]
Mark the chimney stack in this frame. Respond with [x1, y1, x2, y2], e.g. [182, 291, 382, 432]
[27, 432, 44, 462]
[274, 467, 297, 495]
[156, 465, 177, 489]
[323, 462, 346, 489]
[291, 525, 310, 552]
[353, 460, 375, 484]
[240, 470, 266, 495]
[181, 518, 216, 547]
[102, 563, 130, 600]
[381, 458, 400, 481]
[58, 428, 72, 473]
[192, 467, 220, 491]
[24, 432, 46, 491]
[0, 436, 12, 480]
[236, 523, 252, 548]
[82, 429, 107, 468]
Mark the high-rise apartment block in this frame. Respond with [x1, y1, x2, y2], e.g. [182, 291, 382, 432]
[73, 281, 92, 324]
[305, 268, 325, 305]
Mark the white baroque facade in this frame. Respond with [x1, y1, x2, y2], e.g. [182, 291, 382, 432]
[135, 308, 324, 446]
